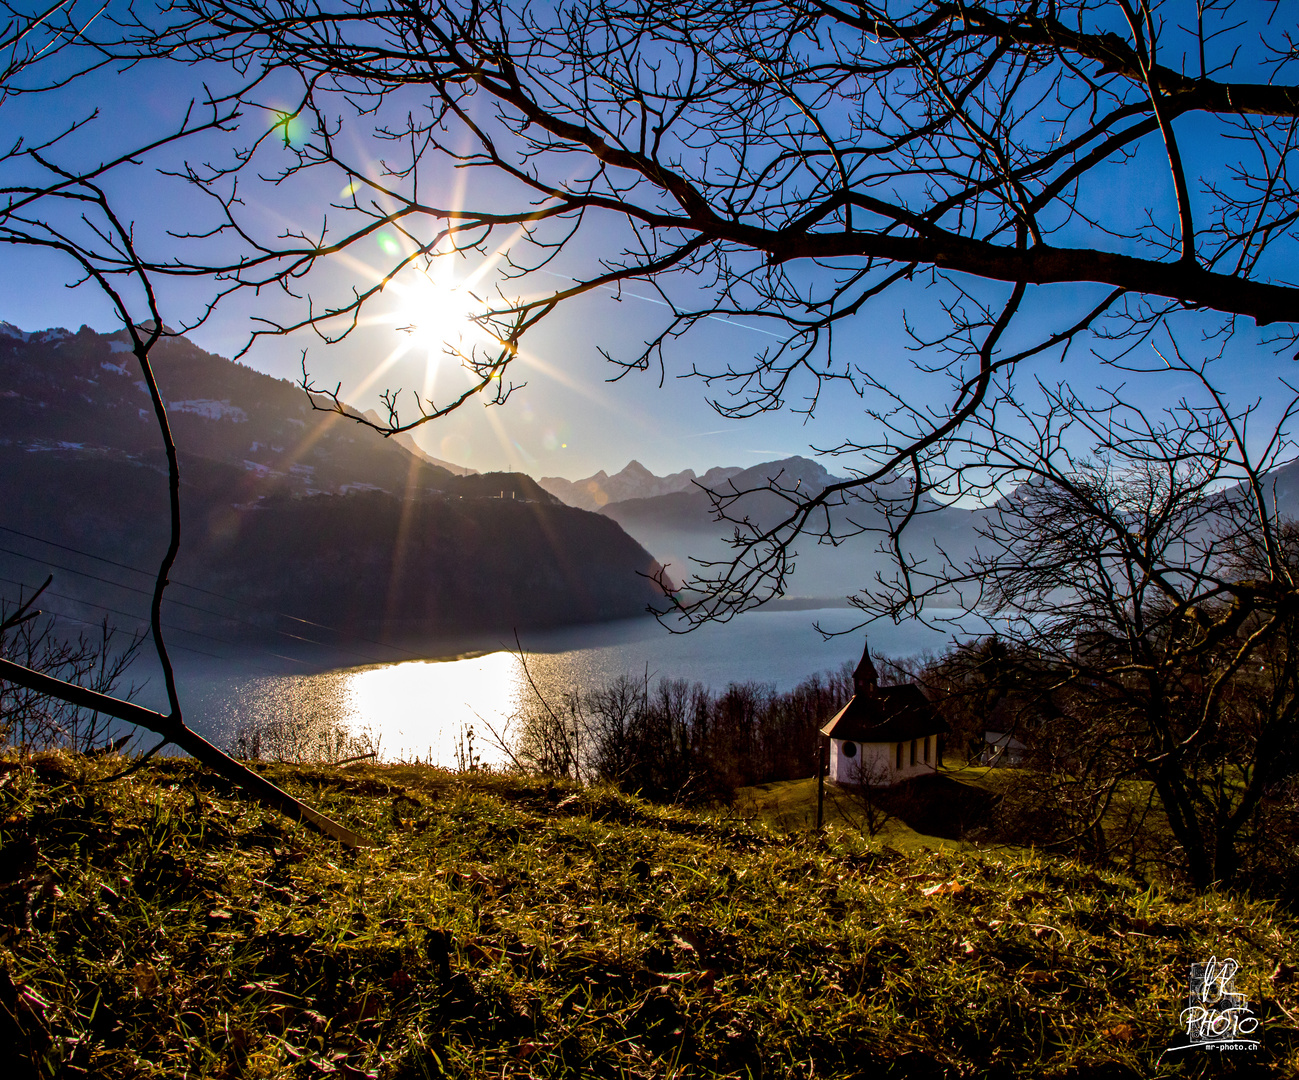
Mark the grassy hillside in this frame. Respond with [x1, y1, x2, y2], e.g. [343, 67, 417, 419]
[2, 753, 1295, 1077]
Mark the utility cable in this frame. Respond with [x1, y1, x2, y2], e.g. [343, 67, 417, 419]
[0, 541, 409, 666]
[0, 523, 429, 661]
[0, 574, 297, 670]
[3, 601, 225, 664]
[0, 542, 333, 648]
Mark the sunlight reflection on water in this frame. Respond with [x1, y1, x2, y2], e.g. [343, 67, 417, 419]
[342, 653, 521, 765]
[193, 652, 527, 767]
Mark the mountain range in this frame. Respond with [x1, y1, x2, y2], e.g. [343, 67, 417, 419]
[14, 320, 1299, 653]
[541, 457, 981, 605]
[539, 460, 744, 511]
[541, 454, 1299, 607]
[0, 324, 668, 653]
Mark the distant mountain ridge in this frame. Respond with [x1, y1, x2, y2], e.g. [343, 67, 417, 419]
[538, 444, 1299, 613]
[540, 456, 864, 511]
[0, 324, 667, 643]
[1247, 454, 1299, 520]
[539, 460, 746, 510]
[582, 452, 1299, 609]
[562, 455, 980, 605]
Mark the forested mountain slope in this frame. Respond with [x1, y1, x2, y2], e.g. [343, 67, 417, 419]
[0, 325, 666, 640]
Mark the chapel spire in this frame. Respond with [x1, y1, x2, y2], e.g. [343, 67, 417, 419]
[853, 637, 879, 697]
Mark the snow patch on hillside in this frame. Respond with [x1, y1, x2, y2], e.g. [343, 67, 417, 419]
[1, 323, 72, 342]
[170, 399, 248, 422]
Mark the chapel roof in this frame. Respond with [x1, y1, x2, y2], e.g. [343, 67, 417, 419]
[820, 683, 949, 743]
[821, 636, 948, 742]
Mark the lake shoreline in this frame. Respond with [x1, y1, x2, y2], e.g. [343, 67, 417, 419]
[157, 607, 993, 767]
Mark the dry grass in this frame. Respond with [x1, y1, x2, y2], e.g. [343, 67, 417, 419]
[1, 751, 1296, 1077]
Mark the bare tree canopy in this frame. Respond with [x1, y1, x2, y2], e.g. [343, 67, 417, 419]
[0, 1, 368, 846]
[128, 0, 1299, 321]
[932, 356, 1299, 888]
[67, 0, 1296, 619]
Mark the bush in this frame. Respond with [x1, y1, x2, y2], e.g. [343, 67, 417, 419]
[0, 597, 143, 753]
[510, 664, 855, 803]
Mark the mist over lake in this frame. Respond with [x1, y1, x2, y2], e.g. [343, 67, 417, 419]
[166, 607, 991, 767]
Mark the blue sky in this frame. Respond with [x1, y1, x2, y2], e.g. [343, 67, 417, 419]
[0, 61, 948, 482]
[2, 5, 1294, 487]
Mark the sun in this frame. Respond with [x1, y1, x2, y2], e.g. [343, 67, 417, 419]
[394, 274, 479, 356]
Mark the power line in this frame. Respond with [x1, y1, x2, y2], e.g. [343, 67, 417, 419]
[0, 523, 431, 662]
[0, 534, 421, 667]
[0, 574, 292, 670]
[0, 542, 333, 648]
[0, 559, 383, 670]
[2, 597, 224, 664]
[0, 524, 168, 585]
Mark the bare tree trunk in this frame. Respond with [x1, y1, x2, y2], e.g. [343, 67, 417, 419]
[0, 656, 368, 847]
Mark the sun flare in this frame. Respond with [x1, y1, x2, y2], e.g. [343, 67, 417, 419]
[394, 275, 480, 356]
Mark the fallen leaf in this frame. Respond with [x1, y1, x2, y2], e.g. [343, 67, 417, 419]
[338, 994, 382, 1025]
[514, 1040, 542, 1060]
[466, 941, 502, 964]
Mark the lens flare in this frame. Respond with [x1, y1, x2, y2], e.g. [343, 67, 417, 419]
[398, 278, 476, 354]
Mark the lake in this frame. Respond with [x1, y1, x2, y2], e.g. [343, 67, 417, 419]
[166, 607, 993, 767]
